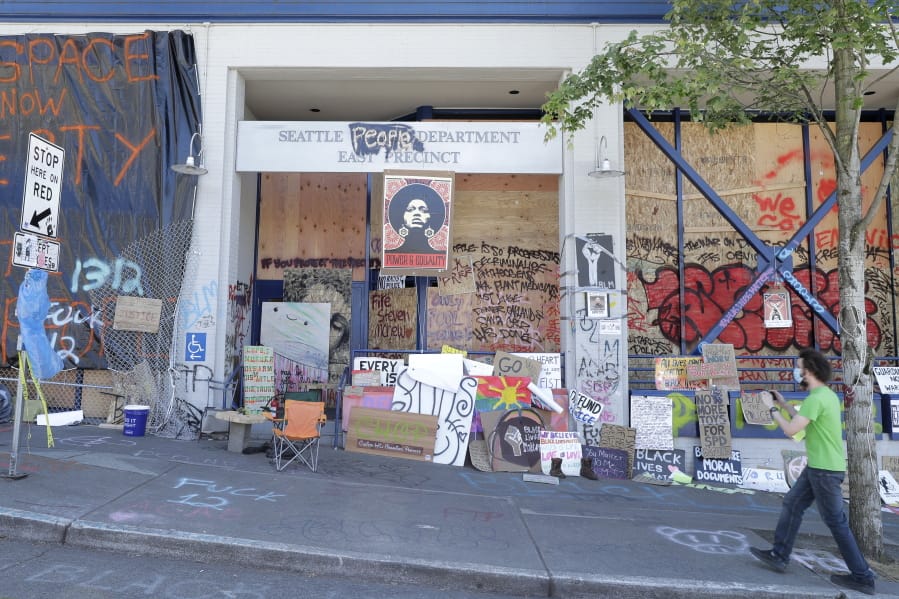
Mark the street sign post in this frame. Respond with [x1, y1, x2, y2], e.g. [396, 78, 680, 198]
[6, 134, 66, 479]
[12, 231, 60, 272]
[20, 133, 64, 238]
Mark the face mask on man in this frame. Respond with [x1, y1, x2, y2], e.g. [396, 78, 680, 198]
[792, 367, 804, 384]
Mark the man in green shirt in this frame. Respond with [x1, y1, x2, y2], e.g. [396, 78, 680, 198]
[750, 348, 876, 596]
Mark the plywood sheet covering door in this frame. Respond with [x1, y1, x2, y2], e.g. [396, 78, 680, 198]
[425, 174, 560, 353]
[257, 173, 368, 281]
[624, 120, 896, 372]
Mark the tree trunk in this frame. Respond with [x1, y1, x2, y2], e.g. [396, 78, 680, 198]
[833, 46, 883, 561]
[838, 183, 883, 561]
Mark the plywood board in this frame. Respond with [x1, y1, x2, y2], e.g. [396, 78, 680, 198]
[368, 288, 417, 350]
[345, 407, 438, 462]
[81, 369, 114, 419]
[426, 176, 560, 353]
[257, 172, 368, 280]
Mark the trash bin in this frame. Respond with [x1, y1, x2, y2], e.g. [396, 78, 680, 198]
[123, 405, 150, 437]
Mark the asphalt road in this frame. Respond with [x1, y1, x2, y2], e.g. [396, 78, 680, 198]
[0, 539, 534, 599]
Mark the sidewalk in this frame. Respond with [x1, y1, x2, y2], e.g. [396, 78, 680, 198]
[2, 421, 899, 598]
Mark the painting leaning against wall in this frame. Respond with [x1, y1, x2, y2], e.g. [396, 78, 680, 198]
[283, 268, 353, 390]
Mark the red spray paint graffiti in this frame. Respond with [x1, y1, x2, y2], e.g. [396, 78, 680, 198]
[639, 263, 881, 352]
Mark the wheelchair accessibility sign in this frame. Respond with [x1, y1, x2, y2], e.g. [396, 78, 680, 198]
[185, 332, 206, 362]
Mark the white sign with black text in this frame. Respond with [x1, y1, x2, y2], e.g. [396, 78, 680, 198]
[21, 133, 64, 238]
[237, 121, 563, 174]
[873, 367, 899, 395]
[12, 231, 59, 272]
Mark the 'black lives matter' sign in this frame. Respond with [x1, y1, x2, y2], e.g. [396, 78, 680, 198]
[633, 448, 686, 481]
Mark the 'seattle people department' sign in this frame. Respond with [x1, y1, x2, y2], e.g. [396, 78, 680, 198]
[236, 121, 563, 174]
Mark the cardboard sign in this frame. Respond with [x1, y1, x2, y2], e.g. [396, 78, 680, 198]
[482, 407, 544, 473]
[569, 389, 604, 425]
[634, 448, 686, 481]
[740, 391, 775, 425]
[695, 388, 732, 459]
[474, 376, 531, 415]
[701, 344, 741, 390]
[351, 370, 382, 386]
[113, 296, 163, 333]
[494, 350, 542, 381]
[686, 361, 738, 380]
[582, 445, 629, 479]
[694, 447, 742, 485]
[368, 289, 417, 350]
[340, 386, 393, 432]
[539, 430, 582, 477]
[393, 369, 476, 466]
[346, 407, 438, 462]
[598, 423, 637, 477]
[437, 255, 477, 295]
[654, 357, 705, 390]
[513, 353, 562, 388]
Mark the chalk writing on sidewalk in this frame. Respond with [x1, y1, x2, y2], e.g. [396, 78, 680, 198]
[655, 526, 748, 554]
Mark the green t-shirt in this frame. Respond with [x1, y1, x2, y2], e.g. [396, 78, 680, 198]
[799, 385, 846, 471]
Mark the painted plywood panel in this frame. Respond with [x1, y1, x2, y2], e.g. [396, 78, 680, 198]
[426, 174, 560, 353]
[258, 172, 367, 280]
[368, 288, 417, 350]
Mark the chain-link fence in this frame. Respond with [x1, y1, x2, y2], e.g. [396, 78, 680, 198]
[0, 367, 116, 425]
[88, 219, 200, 438]
[1, 219, 203, 438]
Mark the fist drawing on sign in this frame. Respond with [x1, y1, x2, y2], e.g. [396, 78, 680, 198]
[504, 425, 523, 456]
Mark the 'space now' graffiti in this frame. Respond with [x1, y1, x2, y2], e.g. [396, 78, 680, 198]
[0, 31, 200, 369]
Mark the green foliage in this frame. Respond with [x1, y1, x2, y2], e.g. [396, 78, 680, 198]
[542, 0, 899, 138]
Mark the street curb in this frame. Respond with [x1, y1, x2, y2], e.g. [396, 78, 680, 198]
[4, 511, 897, 598]
[64, 520, 552, 597]
[552, 573, 848, 599]
[0, 507, 69, 543]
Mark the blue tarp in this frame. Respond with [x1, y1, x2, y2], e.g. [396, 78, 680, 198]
[0, 30, 201, 369]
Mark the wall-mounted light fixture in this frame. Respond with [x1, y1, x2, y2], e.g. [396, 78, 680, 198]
[171, 131, 207, 176]
[588, 135, 624, 178]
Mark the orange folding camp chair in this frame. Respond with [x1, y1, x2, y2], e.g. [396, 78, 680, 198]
[268, 400, 326, 472]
